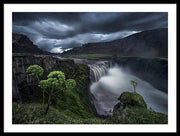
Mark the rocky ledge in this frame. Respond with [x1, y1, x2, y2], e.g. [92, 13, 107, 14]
[12, 55, 79, 103]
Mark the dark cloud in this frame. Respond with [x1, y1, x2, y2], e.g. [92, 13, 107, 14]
[12, 12, 167, 53]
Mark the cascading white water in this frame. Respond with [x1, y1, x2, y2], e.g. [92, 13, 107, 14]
[55, 56, 168, 116]
[89, 65, 168, 116]
[89, 61, 112, 82]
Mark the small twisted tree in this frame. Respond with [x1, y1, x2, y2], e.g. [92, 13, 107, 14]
[131, 79, 138, 93]
[40, 71, 66, 114]
[27, 65, 76, 115]
[39, 71, 76, 114]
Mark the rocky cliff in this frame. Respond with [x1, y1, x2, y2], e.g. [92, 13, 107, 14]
[13, 33, 50, 55]
[12, 55, 90, 103]
[62, 28, 167, 58]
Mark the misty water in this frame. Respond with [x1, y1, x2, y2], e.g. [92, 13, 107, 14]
[90, 65, 168, 116]
[55, 57, 168, 116]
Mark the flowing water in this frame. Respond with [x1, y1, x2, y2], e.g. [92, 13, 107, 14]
[88, 61, 112, 82]
[89, 65, 168, 115]
[55, 56, 168, 116]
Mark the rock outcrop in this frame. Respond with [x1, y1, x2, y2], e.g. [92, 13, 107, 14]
[111, 92, 168, 124]
[113, 92, 147, 115]
[13, 33, 50, 55]
[12, 55, 77, 103]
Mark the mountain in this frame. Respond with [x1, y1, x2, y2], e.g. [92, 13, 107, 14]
[13, 33, 50, 55]
[62, 28, 168, 57]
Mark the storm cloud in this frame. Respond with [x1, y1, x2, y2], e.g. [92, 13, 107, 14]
[12, 12, 167, 53]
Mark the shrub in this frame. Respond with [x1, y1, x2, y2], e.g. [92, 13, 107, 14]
[131, 79, 138, 93]
[39, 71, 77, 114]
[26, 65, 77, 115]
[65, 79, 76, 90]
[26, 65, 44, 81]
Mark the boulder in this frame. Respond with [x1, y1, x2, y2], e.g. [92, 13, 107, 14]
[113, 92, 147, 115]
[118, 92, 147, 108]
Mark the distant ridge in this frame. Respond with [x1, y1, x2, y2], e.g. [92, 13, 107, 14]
[62, 28, 168, 57]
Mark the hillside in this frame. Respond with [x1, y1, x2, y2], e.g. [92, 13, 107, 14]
[13, 33, 50, 55]
[62, 28, 168, 58]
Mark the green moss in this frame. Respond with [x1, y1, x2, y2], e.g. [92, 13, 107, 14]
[12, 103, 105, 124]
[55, 90, 94, 119]
[13, 101, 167, 124]
[64, 54, 112, 60]
[19, 61, 95, 120]
[119, 92, 147, 108]
[107, 92, 168, 124]
[107, 106, 167, 124]
[12, 53, 29, 57]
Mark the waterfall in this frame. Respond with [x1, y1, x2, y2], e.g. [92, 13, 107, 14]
[55, 57, 112, 82]
[89, 66, 168, 116]
[88, 61, 112, 83]
[55, 56, 112, 83]
[55, 56, 167, 116]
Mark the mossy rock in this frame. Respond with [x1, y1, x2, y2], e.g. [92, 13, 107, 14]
[118, 92, 147, 108]
[109, 106, 168, 124]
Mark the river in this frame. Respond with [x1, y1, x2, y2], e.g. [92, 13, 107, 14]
[55, 56, 168, 116]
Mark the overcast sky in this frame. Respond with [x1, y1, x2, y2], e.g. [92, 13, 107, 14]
[12, 12, 167, 53]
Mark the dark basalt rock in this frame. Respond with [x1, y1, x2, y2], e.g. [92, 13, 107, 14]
[12, 55, 76, 103]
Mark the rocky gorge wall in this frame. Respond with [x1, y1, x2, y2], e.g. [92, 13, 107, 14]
[113, 57, 168, 93]
[12, 55, 90, 103]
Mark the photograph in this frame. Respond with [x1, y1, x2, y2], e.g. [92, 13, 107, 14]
[3, 3, 177, 133]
